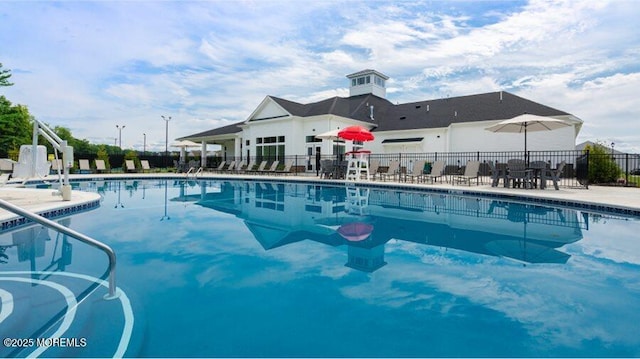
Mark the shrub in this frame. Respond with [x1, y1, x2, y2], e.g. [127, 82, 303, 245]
[584, 142, 621, 184]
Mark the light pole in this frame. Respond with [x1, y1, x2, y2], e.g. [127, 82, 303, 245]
[116, 124, 125, 148]
[161, 115, 171, 167]
[611, 142, 615, 157]
[143, 133, 146, 154]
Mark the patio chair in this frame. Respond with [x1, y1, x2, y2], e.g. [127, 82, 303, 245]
[422, 160, 445, 184]
[320, 159, 334, 179]
[379, 160, 400, 181]
[546, 161, 566, 190]
[125, 160, 137, 173]
[140, 160, 151, 173]
[454, 160, 480, 186]
[78, 159, 91, 174]
[506, 159, 533, 188]
[275, 160, 294, 175]
[405, 160, 426, 183]
[488, 160, 510, 187]
[95, 159, 108, 173]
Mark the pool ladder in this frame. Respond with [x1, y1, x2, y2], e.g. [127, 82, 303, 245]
[0, 198, 118, 299]
[185, 166, 203, 178]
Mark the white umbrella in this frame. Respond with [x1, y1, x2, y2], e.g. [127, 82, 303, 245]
[315, 129, 342, 141]
[170, 140, 200, 148]
[485, 114, 571, 153]
[171, 140, 200, 161]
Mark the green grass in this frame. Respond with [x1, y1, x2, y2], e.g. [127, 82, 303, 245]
[628, 175, 640, 186]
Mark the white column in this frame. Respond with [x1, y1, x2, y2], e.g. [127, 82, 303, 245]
[201, 142, 207, 168]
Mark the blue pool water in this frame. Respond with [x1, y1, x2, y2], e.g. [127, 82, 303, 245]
[1, 179, 640, 357]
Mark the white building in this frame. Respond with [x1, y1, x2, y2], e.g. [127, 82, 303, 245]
[180, 69, 583, 166]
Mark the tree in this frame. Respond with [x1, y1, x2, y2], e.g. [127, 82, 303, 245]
[96, 145, 111, 170]
[0, 63, 13, 87]
[0, 96, 32, 158]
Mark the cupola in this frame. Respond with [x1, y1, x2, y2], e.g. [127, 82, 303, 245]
[346, 69, 388, 98]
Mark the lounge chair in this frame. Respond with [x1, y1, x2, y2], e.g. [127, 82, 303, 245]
[95, 159, 108, 173]
[367, 159, 380, 180]
[454, 160, 480, 186]
[233, 160, 246, 174]
[0, 173, 10, 186]
[78, 159, 91, 174]
[223, 160, 237, 173]
[405, 160, 426, 183]
[422, 160, 445, 183]
[140, 160, 151, 173]
[379, 160, 400, 181]
[238, 160, 255, 174]
[275, 160, 294, 175]
[0, 158, 16, 173]
[50, 159, 63, 174]
[213, 161, 226, 173]
[125, 160, 137, 173]
[370, 160, 390, 181]
[251, 161, 268, 174]
[259, 161, 279, 175]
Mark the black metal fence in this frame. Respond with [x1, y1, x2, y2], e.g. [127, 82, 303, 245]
[67, 149, 640, 188]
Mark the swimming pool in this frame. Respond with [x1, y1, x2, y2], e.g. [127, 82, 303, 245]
[1, 178, 640, 357]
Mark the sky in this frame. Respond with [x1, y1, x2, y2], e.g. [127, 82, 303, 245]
[1, 0, 639, 153]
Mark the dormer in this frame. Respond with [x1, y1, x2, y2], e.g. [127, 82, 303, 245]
[347, 69, 388, 98]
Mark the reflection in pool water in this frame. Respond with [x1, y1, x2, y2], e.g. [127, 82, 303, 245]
[1, 179, 639, 357]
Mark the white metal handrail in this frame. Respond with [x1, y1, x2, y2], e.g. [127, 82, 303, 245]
[185, 166, 204, 179]
[0, 198, 118, 299]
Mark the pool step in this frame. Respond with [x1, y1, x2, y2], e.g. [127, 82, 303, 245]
[0, 271, 133, 358]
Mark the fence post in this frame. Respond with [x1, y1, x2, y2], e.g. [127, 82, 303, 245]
[625, 153, 629, 186]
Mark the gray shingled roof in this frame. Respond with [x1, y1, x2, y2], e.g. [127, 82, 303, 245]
[178, 121, 243, 140]
[182, 91, 572, 138]
[374, 91, 571, 132]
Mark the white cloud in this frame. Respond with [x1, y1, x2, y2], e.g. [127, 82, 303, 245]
[1, 0, 639, 152]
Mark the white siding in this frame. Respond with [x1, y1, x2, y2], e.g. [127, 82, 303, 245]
[449, 121, 577, 152]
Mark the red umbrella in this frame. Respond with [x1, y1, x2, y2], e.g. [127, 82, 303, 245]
[338, 222, 374, 242]
[338, 125, 375, 142]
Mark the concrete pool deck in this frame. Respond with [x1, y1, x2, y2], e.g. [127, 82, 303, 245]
[1, 173, 639, 224]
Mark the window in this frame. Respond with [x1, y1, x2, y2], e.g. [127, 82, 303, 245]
[352, 79, 356, 86]
[256, 136, 285, 162]
[357, 77, 365, 85]
[305, 135, 322, 143]
[246, 140, 250, 146]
